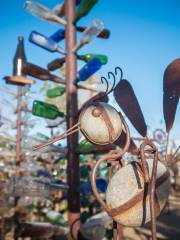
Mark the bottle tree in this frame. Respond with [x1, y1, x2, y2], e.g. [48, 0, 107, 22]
[20, 0, 111, 239]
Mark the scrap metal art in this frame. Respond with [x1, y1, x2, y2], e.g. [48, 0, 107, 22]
[32, 67, 176, 240]
[1, 0, 180, 239]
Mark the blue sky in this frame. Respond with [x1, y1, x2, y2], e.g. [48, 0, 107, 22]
[0, 0, 180, 143]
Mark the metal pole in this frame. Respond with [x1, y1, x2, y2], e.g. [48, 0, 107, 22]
[14, 85, 23, 240]
[65, 0, 80, 239]
[16, 85, 22, 176]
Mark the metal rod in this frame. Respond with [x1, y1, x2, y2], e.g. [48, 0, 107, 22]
[15, 86, 22, 176]
[170, 145, 180, 163]
[165, 132, 170, 162]
[65, 0, 80, 239]
[149, 151, 158, 240]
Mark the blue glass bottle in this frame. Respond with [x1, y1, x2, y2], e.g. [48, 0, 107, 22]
[79, 178, 107, 195]
[76, 0, 82, 5]
[49, 29, 65, 42]
[74, 58, 102, 84]
[29, 31, 66, 54]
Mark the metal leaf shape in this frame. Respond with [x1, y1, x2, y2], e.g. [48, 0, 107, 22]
[114, 79, 147, 137]
[164, 58, 180, 96]
[163, 58, 180, 132]
[163, 93, 179, 133]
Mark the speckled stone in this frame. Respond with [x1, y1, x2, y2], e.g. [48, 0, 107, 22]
[80, 102, 122, 145]
[105, 160, 170, 227]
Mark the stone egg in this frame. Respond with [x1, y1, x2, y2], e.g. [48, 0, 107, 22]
[79, 102, 122, 145]
[105, 159, 170, 227]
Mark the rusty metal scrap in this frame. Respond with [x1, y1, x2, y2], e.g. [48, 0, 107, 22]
[163, 59, 180, 133]
[114, 79, 147, 137]
[91, 130, 166, 240]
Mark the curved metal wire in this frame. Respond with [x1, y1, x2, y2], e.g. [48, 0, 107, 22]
[107, 71, 116, 95]
[99, 66, 123, 98]
[100, 76, 109, 94]
[115, 66, 123, 81]
[70, 217, 81, 240]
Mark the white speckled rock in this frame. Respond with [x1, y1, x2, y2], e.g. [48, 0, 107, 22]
[105, 160, 170, 227]
[79, 102, 122, 145]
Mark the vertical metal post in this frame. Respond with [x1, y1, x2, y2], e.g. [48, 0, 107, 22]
[65, 0, 80, 239]
[14, 85, 23, 240]
[16, 86, 22, 176]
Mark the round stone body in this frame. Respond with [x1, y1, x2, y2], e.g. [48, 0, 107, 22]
[105, 160, 170, 227]
[79, 102, 122, 145]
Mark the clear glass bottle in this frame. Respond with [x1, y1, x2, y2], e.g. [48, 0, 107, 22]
[73, 19, 104, 52]
[23, 0, 66, 25]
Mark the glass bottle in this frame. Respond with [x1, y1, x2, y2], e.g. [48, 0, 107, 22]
[78, 54, 108, 65]
[4, 36, 35, 85]
[23, 0, 66, 25]
[22, 62, 65, 84]
[52, 0, 82, 19]
[77, 139, 98, 153]
[80, 166, 90, 179]
[49, 29, 65, 42]
[76, 26, 110, 39]
[47, 24, 110, 44]
[46, 86, 65, 98]
[47, 54, 107, 72]
[73, 19, 104, 52]
[46, 210, 67, 227]
[73, 0, 98, 23]
[13, 36, 26, 76]
[32, 100, 64, 119]
[47, 57, 66, 71]
[29, 31, 66, 54]
[74, 58, 102, 84]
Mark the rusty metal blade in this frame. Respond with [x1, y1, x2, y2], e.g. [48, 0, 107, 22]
[163, 93, 179, 133]
[163, 58, 180, 132]
[164, 58, 180, 96]
[114, 79, 147, 137]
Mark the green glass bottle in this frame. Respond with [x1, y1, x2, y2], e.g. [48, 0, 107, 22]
[78, 54, 108, 65]
[46, 86, 65, 98]
[77, 139, 98, 154]
[36, 132, 50, 141]
[81, 211, 90, 224]
[46, 211, 67, 227]
[81, 196, 89, 208]
[73, 0, 98, 23]
[32, 100, 64, 119]
[97, 166, 108, 178]
[80, 154, 88, 163]
[80, 166, 89, 179]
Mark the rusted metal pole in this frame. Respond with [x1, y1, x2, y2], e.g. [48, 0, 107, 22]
[14, 85, 23, 240]
[65, 0, 80, 239]
[16, 85, 22, 176]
